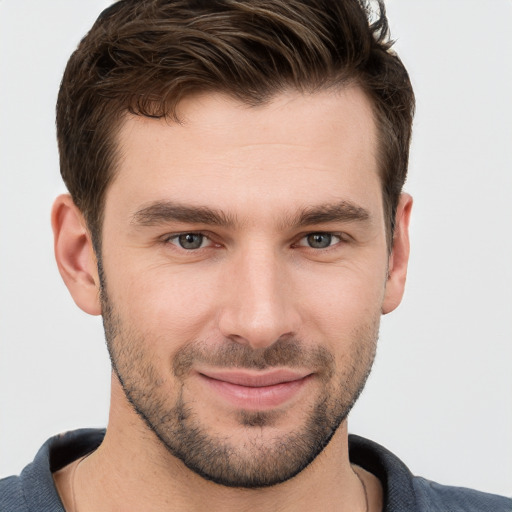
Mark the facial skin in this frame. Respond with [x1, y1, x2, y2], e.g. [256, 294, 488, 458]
[53, 87, 411, 508]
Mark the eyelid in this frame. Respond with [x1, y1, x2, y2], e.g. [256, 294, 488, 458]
[159, 230, 349, 250]
[294, 231, 348, 248]
[162, 231, 217, 249]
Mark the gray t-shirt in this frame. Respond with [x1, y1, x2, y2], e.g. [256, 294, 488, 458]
[1, 429, 510, 511]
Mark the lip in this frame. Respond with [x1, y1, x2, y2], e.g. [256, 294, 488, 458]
[197, 369, 313, 410]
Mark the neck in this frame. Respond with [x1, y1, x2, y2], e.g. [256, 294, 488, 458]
[58, 381, 381, 512]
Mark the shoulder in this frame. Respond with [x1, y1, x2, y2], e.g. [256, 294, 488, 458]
[0, 475, 28, 510]
[413, 477, 512, 512]
[0, 429, 105, 512]
[348, 434, 512, 512]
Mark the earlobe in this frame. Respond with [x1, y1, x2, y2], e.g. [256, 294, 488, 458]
[51, 194, 101, 316]
[382, 193, 413, 315]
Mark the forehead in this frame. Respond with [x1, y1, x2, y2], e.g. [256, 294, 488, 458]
[108, 88, 381, 223]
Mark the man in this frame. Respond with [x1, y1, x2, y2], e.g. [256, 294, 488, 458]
[0, 0, 510, 510]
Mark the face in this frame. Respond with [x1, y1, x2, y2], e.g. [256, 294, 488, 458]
[99, 89, 396, 487]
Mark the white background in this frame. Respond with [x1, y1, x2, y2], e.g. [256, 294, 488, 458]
[0, 0, 511, 497]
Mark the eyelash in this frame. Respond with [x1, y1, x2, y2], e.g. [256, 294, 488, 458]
[294, 232, 345, 250]
[163, 232, 217, 250]
[162, 231, 348, 251]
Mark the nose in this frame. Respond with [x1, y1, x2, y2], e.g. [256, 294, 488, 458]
[217, 245, 300, 350]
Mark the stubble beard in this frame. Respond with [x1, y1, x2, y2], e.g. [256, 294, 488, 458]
[100, 281, 378, 488]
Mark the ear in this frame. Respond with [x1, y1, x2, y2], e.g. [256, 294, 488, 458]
[382, 193, 413, 315]
[51, 194, 101, 315]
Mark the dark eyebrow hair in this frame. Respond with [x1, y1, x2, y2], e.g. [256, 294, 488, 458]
[291, 201, 371, 228]
[131, 201, 237, 227]
[131, 200, 370, 230]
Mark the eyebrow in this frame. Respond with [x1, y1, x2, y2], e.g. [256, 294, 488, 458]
[131, 201, 237, 227]
[291, 201, 370, 228]
[131, 200, 370, 229]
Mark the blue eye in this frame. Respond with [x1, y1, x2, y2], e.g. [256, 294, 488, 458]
[172, 233, 206, 250]
[307, 233, 333, 248]
[297, 232, 343, 249]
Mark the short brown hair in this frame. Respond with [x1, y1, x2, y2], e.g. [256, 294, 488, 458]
[57, 0, 415, 250]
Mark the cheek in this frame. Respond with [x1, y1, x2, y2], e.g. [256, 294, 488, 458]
[102, 240, 388, 354]
[106, 259, 223, 343]
[294, 258, 387, 340]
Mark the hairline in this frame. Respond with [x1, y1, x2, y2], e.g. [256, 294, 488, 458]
[89, 82, 397, 256]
